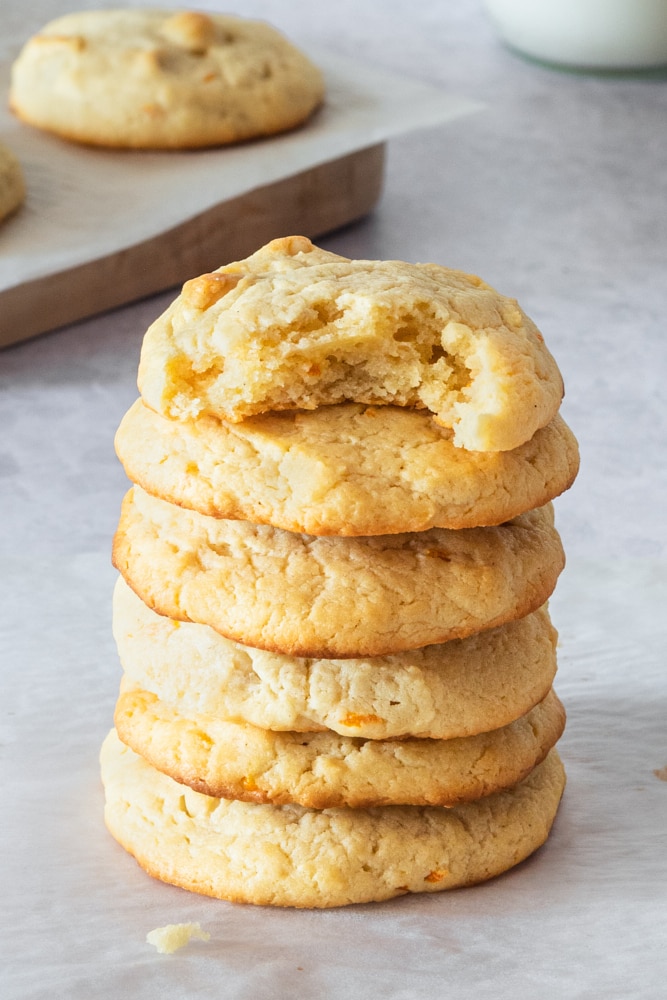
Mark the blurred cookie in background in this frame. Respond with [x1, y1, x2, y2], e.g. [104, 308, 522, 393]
[9, 9, 324, 149]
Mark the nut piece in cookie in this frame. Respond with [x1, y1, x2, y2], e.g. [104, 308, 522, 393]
[138, 236, 564, 451]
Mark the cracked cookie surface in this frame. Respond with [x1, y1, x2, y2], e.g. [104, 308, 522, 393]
[116, 400, 579, 534]
[101, 730, 566, 908]
[112, 487, 565, 657]
[113, 577, 559, 739]
[114, 681, 565, 808]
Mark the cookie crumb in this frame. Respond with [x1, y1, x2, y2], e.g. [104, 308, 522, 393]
[146, 922, 210, 954]
[653, 766, 667, 782]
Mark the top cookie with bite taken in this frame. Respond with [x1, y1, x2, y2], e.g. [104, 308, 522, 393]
[138, 236, 564, 452]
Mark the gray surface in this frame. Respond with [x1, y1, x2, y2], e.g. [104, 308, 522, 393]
[2, 2, 666, 998]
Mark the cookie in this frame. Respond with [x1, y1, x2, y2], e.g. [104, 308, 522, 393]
[9, 10, 324, 149]
[113, 577, 559, 740]
[112, 487, 565, 657]
[114, 681, 565, 808]
[116, 399, 579, 534]
[136, 236, 563, 452]
[0, 142, 25, 223]
[101, 730, 566, 908]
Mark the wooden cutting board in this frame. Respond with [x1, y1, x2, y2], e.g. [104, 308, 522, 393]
[0, 143, 384, 348]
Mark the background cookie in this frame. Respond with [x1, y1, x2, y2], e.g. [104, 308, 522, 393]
[137, 236, 564, 452]
[112, 487, 565, 657]
[101, 730, 566, 908]
[0, 142, 25, 223]
[116, 400, 579, 534]
[114, 682, 565, 808]
[113, 577, 559, 740]
[9, 10, 324, 149]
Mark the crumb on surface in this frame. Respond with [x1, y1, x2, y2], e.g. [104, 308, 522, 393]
[146, 921, 210, 954]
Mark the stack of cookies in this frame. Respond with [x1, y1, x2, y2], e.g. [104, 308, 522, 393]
[102, 236, 579, 908]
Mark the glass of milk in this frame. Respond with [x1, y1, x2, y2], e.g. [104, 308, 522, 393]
[483, 0, 667, 71]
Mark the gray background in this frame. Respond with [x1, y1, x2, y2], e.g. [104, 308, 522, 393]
[2, 2, 666, 998]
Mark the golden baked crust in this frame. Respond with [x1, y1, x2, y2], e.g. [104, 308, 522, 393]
[114, 681, 566, 808]
[137, 236, 563, 452]
[116, 399, 579, 534]
[113, 577, 559, 740]
[9, 10, 324, 149]
[101, 730, 566, 908]
[0, 142, 25, 223]
[111, 487, 565, 657]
